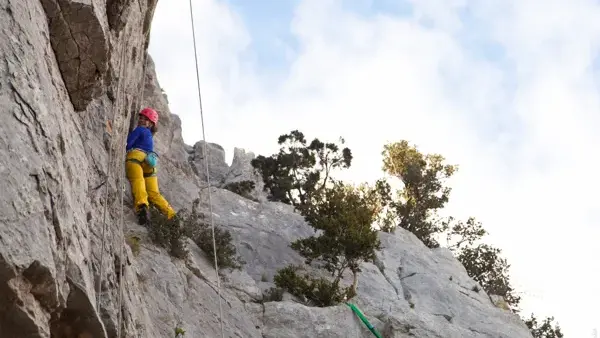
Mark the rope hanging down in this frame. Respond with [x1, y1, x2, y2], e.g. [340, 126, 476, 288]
[96, 43, 129, 312]
[187, 0, 226, 337]
[117, 49, 147, 338]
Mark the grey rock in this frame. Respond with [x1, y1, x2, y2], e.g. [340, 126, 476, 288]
[189, 140, 230, 186]
[223, 147, 268, 202]
[262, 301, 376, 338]
[40, 0, 110, 111]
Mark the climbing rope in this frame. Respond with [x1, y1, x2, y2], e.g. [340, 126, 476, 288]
[96, 42, 130, 312]
[187, 0, 225, 337]
[346, 303, 383, 338]
[116, 124, 126, 338]
[116, 40, 150, 338]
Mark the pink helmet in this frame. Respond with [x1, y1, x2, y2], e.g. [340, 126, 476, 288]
[139, 107, 158, 125]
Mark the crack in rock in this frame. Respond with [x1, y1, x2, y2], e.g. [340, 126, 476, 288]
[373, 256, 400, 298]
[396, 264, 414, 306]
[106, 0, 131, 32]
[433, 313, 453, 323]
[399, 271, 417, 280]
[40, 0, 109, 111]
[467, 327, 496, 338]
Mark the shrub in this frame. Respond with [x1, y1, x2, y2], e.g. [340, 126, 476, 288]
[273, 265, 350, 307]
[262, 287, 284, 302]
[523, 314, 564, 338]
[181, 199, 245, 270]
[223, 180, 257, 201]
[126, 235, 141, 257]
[148, 206, 188, 259]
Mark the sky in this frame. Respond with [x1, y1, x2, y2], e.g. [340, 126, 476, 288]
[147, 0, 600, 336]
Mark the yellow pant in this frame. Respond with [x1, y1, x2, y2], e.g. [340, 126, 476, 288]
[125, 149, 176, 219]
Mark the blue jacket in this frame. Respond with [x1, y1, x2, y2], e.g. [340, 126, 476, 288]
[126, 126, 154, 153]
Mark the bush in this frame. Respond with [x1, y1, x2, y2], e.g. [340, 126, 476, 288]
[523, 314, 564, 338]
[273, 265, 350, 307]
[456, 243, 521, 309]
[261, 287, 284, 303]
[223, 180, 257, 201]
[180, 199, 245, 270]
[126, 235, 141, 257]
[148, 206, 188, 259]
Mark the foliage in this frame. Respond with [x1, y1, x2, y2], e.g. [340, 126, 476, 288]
[126, 235, 141, 257]
[272, 181, 381, 307]
[370, 141, 528, 312]
[294, 181, 382, 292]
[443, 216, 487, 251]
[174, 326, 185, 337]
[455, 243, 521, 310]
[273, 265, 351, 307]
[180, 199, 245, 270]
[223, 180, 257, 201]
[261, 287, 284, 303]
[523, 314, 564, 338]
[148, 206, 188, 259]
[378, 140, 458, 248]
[251, 130, 352, 210]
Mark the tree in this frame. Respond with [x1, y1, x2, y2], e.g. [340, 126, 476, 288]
[456, 243, 521, 310]
[274, 181, 382, 306]
[375, 141, 522, 308]
[523, 314, 564, 338]
[378, 140, 458, 248]
[297, 181, 382, 291]
[251, 130, 352, 209]
[444, 216, 487, 251]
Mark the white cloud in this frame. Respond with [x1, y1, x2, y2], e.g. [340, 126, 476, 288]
[148, 0, 600, 336]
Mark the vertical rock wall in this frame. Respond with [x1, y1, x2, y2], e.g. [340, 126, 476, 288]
[0, 0, 155, 336]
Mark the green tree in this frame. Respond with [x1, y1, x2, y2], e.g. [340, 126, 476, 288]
[251, 130, 352, 209]
[296, 181, 382, 292]
[442, 216, 521, 310]
[378, 140, 458, 248]
[523, 314, 564, 338]
[373, 140, 559, 328]
[444, 216, 487, 251]
[376, 141, 522, 309]
[455, 243, 521, 310]
[274, 181, 382, 306]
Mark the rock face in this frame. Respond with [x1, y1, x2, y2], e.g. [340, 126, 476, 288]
[0, 1, 533, 338]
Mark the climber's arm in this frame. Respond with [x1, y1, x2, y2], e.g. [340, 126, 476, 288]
[126, 127, 142, 150]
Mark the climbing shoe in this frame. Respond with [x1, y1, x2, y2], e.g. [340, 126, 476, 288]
[137, 204, 150, 225]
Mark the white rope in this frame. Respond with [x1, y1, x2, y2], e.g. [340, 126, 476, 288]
[187, 1, 225, 337]
[116, 127, 126, 337]
[117, 42, 149, 338]
[96, 43, 129, 311]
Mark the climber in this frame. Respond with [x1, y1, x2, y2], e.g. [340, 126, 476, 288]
[125, 107, 176, 225]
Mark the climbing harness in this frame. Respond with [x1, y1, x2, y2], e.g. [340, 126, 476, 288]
[187, 0, 225, 337]
[346, 303, 383, 338]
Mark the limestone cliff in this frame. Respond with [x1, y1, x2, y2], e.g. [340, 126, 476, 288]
[0, 1, 533, 337]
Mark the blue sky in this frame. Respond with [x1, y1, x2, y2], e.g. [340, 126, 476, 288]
[148, 0, 600, 336]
